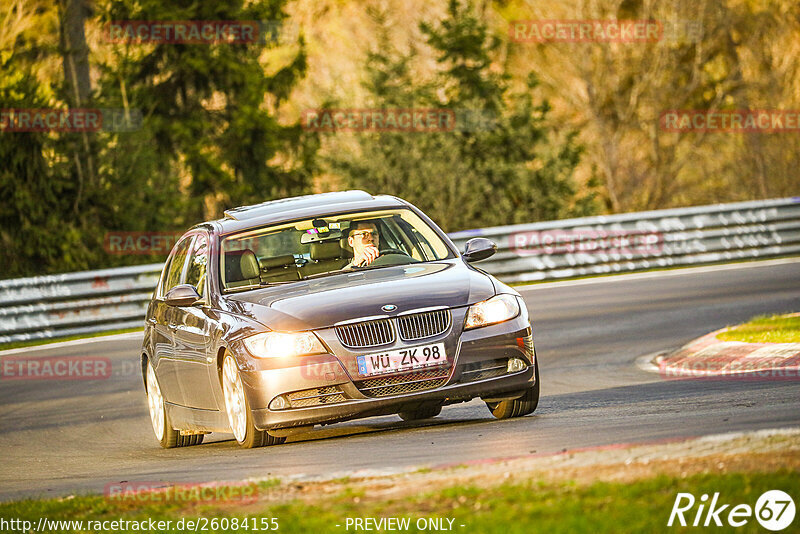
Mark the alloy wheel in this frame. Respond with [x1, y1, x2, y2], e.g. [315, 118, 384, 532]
[222, 355, 247, 442]
[146, 361, 165, 441]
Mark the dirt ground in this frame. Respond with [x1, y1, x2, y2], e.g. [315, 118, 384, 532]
[229, 428, 800, 508]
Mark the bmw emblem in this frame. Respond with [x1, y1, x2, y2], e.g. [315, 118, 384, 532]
[381, 304, 398, 312]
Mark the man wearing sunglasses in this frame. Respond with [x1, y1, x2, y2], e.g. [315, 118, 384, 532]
[346, 221, 381, 268]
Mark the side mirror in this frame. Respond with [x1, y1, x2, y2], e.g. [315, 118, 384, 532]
[165, 284, 201, 307]
[462, 238, 497, 262]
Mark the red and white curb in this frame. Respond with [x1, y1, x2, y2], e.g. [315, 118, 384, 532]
[638, 326, 800, 380]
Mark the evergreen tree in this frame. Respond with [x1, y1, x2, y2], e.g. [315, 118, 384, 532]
[100, 0, 317, 224]
[0, 52, 79, 276]
[1, 0, 316, 276]
[330, 0, 596, 233]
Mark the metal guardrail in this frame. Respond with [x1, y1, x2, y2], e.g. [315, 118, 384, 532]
[1, 198, 798, 345]
[0, 264, 162, 345]
[450, 197, 800, 283]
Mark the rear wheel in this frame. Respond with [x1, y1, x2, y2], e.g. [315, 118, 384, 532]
[221, 353, 285, 449]
[146, 360, 203, 448]
[398, 404, 442, 421]
[486, 363, 540, 420]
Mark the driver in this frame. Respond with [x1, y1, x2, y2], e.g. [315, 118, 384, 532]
[345, 221, 381, 268]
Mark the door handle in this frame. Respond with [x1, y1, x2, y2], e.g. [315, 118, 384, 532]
[168, 324, 178, 332]
[146, 318, 157, 325]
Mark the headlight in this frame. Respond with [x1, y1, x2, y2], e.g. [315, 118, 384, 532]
[243, 332, 327, 359]
[464, 294, 520, 330]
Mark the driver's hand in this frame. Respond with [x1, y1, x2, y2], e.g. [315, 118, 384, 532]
[354, 245, 380, 266]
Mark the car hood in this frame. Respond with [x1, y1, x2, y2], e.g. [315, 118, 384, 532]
[223, 260, 496, 331]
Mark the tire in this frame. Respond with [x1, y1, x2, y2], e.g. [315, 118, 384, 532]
[398, 404, 442, 421]
[221, 353, 285, 449]
[486, 362, 540, 420]
[146, 359, 204, 448]
[182, 434, 205, 446]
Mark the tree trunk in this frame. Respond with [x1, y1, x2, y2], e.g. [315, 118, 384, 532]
[58, 0, 95, 213]
[59, 0, 91, 106]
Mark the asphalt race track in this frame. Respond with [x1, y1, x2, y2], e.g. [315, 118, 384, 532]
[1, 259, 799, 501]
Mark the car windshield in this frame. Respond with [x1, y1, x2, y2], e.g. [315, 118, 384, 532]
[219, 208, 454, 292]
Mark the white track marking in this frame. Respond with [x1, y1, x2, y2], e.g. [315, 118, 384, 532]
[0, 331, 142, 356]
[517, 257, 800, 292]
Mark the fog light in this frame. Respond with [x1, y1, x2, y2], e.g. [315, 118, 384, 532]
[507, 358, 526, 373]
[269, 395, 289, 410]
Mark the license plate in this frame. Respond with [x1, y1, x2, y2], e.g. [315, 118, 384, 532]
[356, 343, 447, 377]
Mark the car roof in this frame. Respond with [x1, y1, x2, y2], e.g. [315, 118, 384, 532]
[197, 190, 409, 235]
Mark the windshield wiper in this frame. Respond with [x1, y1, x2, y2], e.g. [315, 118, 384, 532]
[225, 284, 261, 293]
[300, 269, 350, 281]
[224, 280, 300, 293]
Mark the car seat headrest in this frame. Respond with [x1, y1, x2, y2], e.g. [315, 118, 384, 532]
[224, 249, 260, 283]
[310, 241, 343, 261]
[259, 254, 296, 271]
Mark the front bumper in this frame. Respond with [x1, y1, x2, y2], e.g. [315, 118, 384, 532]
[235, 304, 536, 430]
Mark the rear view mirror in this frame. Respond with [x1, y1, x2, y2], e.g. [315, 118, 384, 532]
[301, 219, 344, 244]
[165, 284, 201, 307]
[462, 238, 497, 262]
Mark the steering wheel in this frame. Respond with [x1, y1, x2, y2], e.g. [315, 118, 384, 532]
[366, 248, 417, 267]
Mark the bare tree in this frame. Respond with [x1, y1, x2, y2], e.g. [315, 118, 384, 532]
[509, 0, 799, 212]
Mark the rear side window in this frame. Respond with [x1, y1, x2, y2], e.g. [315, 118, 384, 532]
[161, 236, 193, 296]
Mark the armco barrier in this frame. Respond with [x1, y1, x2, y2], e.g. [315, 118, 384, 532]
[449, 197, 800, 283]
[0, 265, 162, 345]
[1, 198, 798, 345]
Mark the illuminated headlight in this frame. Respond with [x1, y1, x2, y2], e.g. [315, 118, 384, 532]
[243, 332, 326, 359]
[464, 294, 520, 330]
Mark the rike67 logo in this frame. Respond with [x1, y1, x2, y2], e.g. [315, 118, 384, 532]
[669, 490, 795, 531]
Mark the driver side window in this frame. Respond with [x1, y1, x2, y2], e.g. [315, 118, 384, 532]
[161, 236, 193, 297]
[185, 234, 208, 298]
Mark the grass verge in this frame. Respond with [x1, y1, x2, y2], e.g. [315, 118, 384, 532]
[718, 313, 800, 343]
[1, 469, 797, 533]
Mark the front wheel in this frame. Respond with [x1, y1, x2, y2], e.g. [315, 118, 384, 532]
[221, 353, 285, 449]
[146, 359, 203, 448]
[486, 363, 540, 420]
